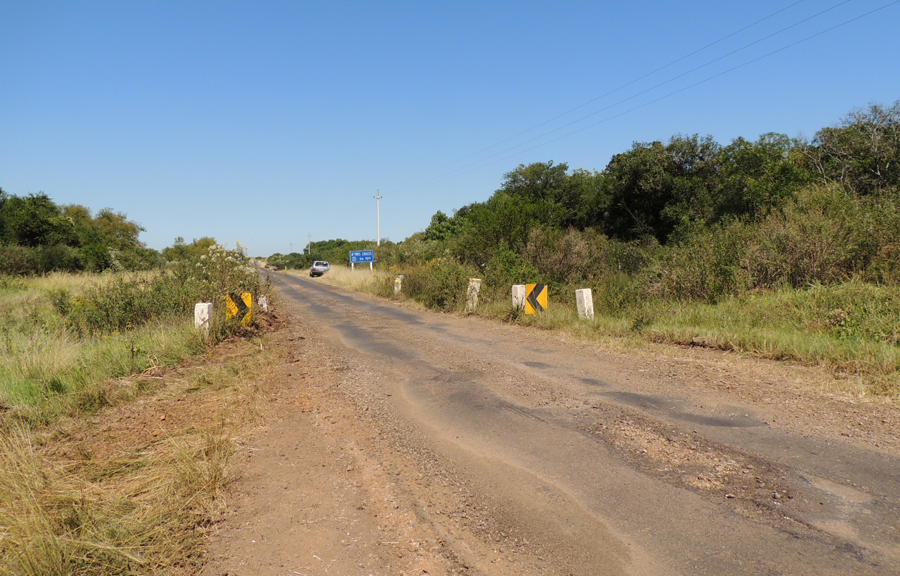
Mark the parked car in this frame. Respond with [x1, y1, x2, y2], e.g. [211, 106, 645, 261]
[309, 261, 330, 277]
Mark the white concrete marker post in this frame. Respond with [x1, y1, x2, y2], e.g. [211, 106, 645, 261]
[512, 284, 526, 311]
[576, 288, 594, 320]
[258, 295, 269, 313]
[466, 278, 482, 312]
[194, 302, 213, 336]
[394, 275, 404, 294]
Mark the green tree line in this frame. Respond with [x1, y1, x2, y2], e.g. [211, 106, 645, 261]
[0, 191, 164, 274]
[374, 102, 900, 309]
[268, 238, 377, 270]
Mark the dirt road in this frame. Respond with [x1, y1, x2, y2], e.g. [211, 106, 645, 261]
[200, 273, 900, 576]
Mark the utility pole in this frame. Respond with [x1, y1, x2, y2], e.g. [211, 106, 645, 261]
[307, 233, 311, 256]
[289, 242, 293, 254]
[375, 190, 382, 246]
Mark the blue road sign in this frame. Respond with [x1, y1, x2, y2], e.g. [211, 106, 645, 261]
[350, 250, 375, 263]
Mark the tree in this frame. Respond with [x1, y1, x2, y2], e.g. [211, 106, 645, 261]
[714, 133, 809, 219]
[599, 134, 808, 242]
[501, 161, 570, 201]
[660, 134, 721, 238]
[498, 161, 581, 228]
[0, 187, 8, 242]
[601, 140, 677, 242]
[163, 237, 217, 261]
[92, 208, 145, 251]
[452, 194, 546, 265]
[424, 210, 462, 241]
[811, 102, 900, 194]
[0, 193, 72, 247]
[565, 168, 608, 229]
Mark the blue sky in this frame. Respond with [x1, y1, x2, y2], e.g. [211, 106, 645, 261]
[2, 1, 898, 256]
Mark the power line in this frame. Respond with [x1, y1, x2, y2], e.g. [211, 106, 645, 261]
[389, 0, 856, 195]
[383, 0, 811, 191]
[393, 0, 900, 193]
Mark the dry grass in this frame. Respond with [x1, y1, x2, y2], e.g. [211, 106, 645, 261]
[0, 264, 283, 574]
[286, 264, 381, 292]
[0, 425, 233, 576]
[0, 328, 279, 575]
[0, 272, 154, 305]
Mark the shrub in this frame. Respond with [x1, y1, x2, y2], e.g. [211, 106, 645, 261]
[652, 184, 900, 302]
[53, 275, 195, 336]
[482, 247, 539, 292]
[592, 272, 647, 314]
[743, 185, 896, 288]
[45, 242, 267, 337]
[402, 259, 473, 311]
[656, 223, 753, 302]
[522, 227, 609, 286]
[0, 244, 83, 275]
[267, 252, 309, 270]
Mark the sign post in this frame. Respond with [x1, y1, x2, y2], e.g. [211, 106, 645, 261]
[525, 284, 548, 314]
[575, 288, 593, 320]
[350, 250, 375, 271]
[466, 278, 482, 312]
[512, 285, 526, 311]
[225, 292, 253, 326]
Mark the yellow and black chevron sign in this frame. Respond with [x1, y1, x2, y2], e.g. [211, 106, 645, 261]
[525, 283, 548, 314]
[225, 292, 253, 326]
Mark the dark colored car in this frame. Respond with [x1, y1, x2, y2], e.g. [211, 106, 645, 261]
[309, 261, 330, 277]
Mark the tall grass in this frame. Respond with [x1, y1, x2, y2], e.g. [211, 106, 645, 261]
[0, 242, 273, 574]
[646, 282, 900, 382]
[0, 277, 205, 425]
[0, 242, 271, 425]
[1, 320, 206, 424]
[306, 264, 380, 292]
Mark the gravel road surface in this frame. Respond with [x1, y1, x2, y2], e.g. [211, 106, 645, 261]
[201, 272, 900, 576]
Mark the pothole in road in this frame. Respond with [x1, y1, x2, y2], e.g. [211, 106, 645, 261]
[581, 406, 794, 520]
[580, 405, 898, 567]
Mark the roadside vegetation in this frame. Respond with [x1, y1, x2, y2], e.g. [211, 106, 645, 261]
[267, 238, 373, 271]
[0, 232, 273, 574]
[286, 102, 900, 395]
[1, 241, 269, 425]
[306, 263, 384, 292]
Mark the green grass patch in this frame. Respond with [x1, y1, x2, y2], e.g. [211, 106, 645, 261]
[0, 243, 272, 425]
[0, 276, 206, 425]
[642, 281, 900, 380]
